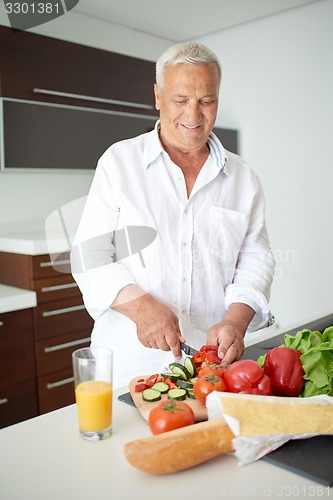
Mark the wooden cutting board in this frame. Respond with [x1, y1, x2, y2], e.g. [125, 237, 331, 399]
[129, 375, 208, 422]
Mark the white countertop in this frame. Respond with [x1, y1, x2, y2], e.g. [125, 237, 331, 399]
[1, 321, 332, 498]
[0, 230, 51, 255]
[0, 386, 332, 500]
[0, 284, 37, 314]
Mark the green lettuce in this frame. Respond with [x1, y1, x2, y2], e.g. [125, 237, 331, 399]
[284, 327, 333, 397]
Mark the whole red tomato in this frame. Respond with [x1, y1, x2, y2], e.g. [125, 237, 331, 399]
[224, 359, 272, 395]
[198, 364, 225, 379]
[193, 375, 226, 405]
[148, 399, 195, 435]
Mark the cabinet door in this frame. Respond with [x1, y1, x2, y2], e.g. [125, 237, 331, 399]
[35, 329, 91, 376]
[0, 309, 36, 388]
[33, 275, 80, 304]
[2, 99, 157, 169]
[37, 367, 76, 414]
[33, 296, 93, 340]
[32, 253, 71, 279]
[0, 26, 156, 110]
[0, 379, 38, 428]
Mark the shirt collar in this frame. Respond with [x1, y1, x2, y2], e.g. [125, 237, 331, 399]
[144, 120, 230, 174]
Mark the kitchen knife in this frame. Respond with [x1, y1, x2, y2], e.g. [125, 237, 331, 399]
[180, 342, 199, 356]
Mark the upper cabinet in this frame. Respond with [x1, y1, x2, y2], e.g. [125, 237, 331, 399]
[0, 25, 156, 113]
[0, 26, 237, 170]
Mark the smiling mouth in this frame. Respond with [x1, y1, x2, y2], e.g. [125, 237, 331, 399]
[181, 124, 200, 130]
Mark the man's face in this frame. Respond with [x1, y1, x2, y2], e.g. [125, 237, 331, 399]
[154, 63, 219, 154]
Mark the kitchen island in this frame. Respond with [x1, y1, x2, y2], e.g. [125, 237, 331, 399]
[0, 384, 332, 500]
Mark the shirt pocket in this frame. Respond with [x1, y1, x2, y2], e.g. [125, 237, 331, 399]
[208, 206, 250, 268]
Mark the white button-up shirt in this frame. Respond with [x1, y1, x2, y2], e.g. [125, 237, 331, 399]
[71, 121, 275, 387]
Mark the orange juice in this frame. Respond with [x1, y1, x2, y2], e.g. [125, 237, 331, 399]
[75, 380, 112, 431]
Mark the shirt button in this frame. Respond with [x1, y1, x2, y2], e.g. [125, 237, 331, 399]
[184, 209, 189, 214]
[183, 242, 188, 247]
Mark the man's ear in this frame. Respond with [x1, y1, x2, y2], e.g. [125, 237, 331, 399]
[154, 83, 160, 111]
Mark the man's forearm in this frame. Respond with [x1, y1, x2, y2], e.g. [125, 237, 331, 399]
[111, 284, 148, 323]
[220, 303, 255, 337]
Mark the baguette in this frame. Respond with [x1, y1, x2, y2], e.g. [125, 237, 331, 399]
[124, 418, 234, 474]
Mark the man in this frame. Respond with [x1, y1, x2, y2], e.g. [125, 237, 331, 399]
[71, 42, 275, 388]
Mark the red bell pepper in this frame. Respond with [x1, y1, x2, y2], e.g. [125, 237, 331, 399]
[224, 359, 272, 395]
[192, 345, 221, 368]
[263, 347, 305, 397]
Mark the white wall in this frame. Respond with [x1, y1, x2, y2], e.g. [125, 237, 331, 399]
[197, 0, 333, 329]
[1, 0, 332, 330]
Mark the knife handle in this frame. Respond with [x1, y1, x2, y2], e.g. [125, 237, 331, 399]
[124, 419, 234, 474]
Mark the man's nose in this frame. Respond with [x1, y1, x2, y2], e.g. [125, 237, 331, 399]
[186, 102, 202, 123]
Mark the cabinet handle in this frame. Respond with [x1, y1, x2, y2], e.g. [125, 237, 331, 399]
[44, 336, 91, 353]
[46, 377, 74, 390]
[42, 304, 85, 317]
[39, 259, 70, 268]
[0, 321, 3, 327]
[33, 88, 154, 110]
[41, 282, 78, 293]
[0, 397, 8, 405]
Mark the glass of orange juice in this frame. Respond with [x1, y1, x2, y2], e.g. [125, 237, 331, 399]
[72, 347, 113, 441]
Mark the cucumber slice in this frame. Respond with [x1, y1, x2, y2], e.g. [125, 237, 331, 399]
[184, 357, 196, 377]
[190, 377, 198, 384]
[187, 389, 196, 399]
[142, 388, 161, 402]
[176, 379, 193, 389]
[167, 388, 187, 401]
[169, 362, 191, 380]
[160, 373, 179, 381]
[151, 382, 169, 394]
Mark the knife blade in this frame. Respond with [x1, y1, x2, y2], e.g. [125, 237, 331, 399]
[180, 342, 199, 357]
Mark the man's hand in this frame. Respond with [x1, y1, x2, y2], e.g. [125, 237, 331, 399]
[206, 303, 255, 365]
[112, 285, 185, 359]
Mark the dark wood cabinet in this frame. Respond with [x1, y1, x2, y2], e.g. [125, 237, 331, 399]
[0, 309, 38, 427]
[0, 25, 156, 113]
[0, 251, 93, 420]
[0, 379, 38, 429]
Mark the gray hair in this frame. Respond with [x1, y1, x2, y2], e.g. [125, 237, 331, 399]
[156, 42, 221, 90]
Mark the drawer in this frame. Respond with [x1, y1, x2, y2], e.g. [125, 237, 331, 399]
[35, 329, 91, 376]
[0, 379, 38, 428]
[0, 309, 36, 388]
[33, 296, 93, 340]
[32, 253, 71, 279]
[33, 275, 80, 304]
[37, 367, 76, 414]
